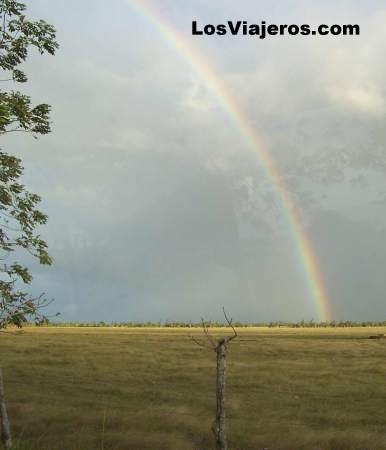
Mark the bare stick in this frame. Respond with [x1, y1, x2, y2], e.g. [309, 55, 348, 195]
[191, 308, 238, 450]
[222, 307, 237, 343]
[201, 318, 216, 350]
[189, 334, 209, 349]
[0, 367, 12, 450]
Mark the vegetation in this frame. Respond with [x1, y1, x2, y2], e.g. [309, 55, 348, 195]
[0, 0, 58, 328]
[32, 318, 386, 328]
[1, 326, 386, 450]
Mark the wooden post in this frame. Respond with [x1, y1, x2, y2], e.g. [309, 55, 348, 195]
[190, 308, 237, 450]
[212, 338, 228, 450]
[0, 367, 12, 450]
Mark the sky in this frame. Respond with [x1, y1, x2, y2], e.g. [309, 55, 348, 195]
[3, 0, 386, 323]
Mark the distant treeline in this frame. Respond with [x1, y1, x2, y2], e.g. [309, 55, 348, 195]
[28, 319, 386, 328]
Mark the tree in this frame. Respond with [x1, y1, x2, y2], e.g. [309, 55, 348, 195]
[0, 0, 58, 328]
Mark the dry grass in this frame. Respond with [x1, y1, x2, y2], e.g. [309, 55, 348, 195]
[1, 326, 386, 449]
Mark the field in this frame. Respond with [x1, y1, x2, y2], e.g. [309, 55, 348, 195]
[1, 327, 386, 450]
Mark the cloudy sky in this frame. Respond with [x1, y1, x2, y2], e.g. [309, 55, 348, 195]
[4, 0, 386, 322]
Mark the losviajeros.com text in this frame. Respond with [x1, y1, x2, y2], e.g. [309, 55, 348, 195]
[192, 20, 360, 39]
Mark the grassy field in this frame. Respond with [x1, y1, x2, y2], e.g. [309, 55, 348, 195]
[1, 327, 386, 450]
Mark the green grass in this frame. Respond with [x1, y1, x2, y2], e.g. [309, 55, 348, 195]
[1, 326, 386, 449]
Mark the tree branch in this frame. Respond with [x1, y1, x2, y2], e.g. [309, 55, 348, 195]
[222, 307, 237, 343]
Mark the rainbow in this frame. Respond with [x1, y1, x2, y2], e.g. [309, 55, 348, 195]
[126, 0, 332, 321]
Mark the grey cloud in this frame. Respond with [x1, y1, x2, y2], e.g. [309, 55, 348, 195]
[4, 0, 386, 322]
